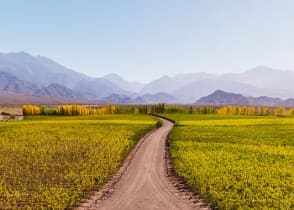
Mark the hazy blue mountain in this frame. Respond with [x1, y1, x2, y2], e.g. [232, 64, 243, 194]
[74, 78, 132, 99]
[140, 73, 213, 94]
[43, 83, 83, 98]
[101, 92, 177, 104]
[0, 71, 40, 95]
[140, 76, 174, 94]
[0, 52, 89, 88]
[0, 71, 82, 99]
[220, 66, 294, 91]
[102, 94, 133, 104]
[2, 52, 294, 104]
[172, 79, 262, 103]
[172, 78, 294, 103]
[141, 67, 294, 102]
[103, 73, 144, 92]
[102, 94, 145, 104]
[196, 90, 294, 107]
[283, 99, 294, 107]
[0, 52, 130, 99]
[196, 90, 250, 106]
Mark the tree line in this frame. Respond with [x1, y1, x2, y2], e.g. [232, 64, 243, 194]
[22, 104, 294, 116]
[217, 105, 294, 116]
[22, 104, 150, 116]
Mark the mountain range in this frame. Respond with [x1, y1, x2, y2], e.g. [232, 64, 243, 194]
[1, 52, 294, 105]
[196, 90, 294, 107]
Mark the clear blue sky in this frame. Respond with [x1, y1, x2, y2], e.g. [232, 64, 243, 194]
[1, 0, 294, 82]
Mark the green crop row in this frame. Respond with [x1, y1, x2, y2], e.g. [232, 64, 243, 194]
[165, 114, 294, 210]
[0, 115, 156, 208]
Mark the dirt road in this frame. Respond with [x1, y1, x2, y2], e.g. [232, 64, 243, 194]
[90, 119, 198, 210]
[77, 118, 208, 210]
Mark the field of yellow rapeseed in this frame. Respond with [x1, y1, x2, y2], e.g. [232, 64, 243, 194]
[164, 114, 294, 209]
[0, 114, 156, 208]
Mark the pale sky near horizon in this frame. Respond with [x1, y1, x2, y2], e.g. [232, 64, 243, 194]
[1, 0, 294, 82]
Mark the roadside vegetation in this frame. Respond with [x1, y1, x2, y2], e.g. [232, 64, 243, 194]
[0, 114, 156, 208]
[164, 114, 294, 209]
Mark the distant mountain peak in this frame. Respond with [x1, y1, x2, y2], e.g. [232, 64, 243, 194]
[103, 73, 125, 82]
[17, 51, 29, 55]
[241, 65, 294, 75]
[103, 73, 144, 92]
[13, 51, 31, 56]
[196, 90, 248, 106]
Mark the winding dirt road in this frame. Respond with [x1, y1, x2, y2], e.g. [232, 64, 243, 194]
[78, 119, 206, 210]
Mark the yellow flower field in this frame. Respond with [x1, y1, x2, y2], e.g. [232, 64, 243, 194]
[0, 115, 156, 208]
[164, 114, 294, 209]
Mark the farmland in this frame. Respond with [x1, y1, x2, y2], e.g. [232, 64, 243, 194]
[0, 114, 157, 208]
[164, 114, 294, 209]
